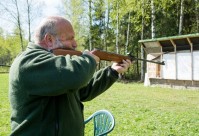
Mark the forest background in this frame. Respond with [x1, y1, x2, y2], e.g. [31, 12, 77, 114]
[0, 0, 198, 81]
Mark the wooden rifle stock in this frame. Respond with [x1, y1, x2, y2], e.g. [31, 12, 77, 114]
[53, 49, 130, 62]
[52, 49, 165, 65]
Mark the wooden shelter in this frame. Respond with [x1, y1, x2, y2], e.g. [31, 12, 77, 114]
[139, 33, 199, 89]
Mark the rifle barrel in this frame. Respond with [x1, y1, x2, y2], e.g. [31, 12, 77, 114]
[133, 57, 165, 65]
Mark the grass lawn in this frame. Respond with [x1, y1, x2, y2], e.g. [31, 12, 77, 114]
[0, 74, 11, 136]
[1, 73, 199, 136]
[84, 82, 199, 136]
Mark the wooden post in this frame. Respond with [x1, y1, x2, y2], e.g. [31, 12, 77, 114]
[187, 38, 193, 84]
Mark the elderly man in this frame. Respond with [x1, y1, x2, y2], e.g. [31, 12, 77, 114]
[9, 16, 131, 136]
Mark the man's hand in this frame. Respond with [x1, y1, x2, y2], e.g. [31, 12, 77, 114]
[111, 59, 131, 74]
[83, 50, 100, 64]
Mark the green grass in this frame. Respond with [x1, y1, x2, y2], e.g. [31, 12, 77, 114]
[84, 83, 199, 136]
[0, 74, 11, 136]
[1, 74, 199, 136]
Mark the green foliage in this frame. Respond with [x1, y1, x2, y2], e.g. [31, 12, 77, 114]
[0, 44, 11, 65]
[80, 0, 199, 78]
[63, 0, 88, 50]
[90, 1, 106, 49]
[0, 32, 12, 65]
[0, 27, 27, 65]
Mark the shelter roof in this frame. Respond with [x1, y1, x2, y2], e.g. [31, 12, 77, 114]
[138, 33, 199, 54]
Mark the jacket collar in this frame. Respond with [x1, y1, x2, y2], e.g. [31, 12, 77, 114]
[27, 42, 47, 50]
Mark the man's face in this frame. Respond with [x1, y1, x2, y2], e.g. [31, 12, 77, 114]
[54, 36, 77, 50]
[52, 20, 77, 50]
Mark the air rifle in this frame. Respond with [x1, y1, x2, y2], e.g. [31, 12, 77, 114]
[53, 49, 165, 65]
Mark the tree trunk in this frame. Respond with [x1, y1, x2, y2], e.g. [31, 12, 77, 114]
[151, 0, 155, 39]
[89, 0, 92, 50]
[141, 0, 146, 82]
[125, 12, 130, 55]
[15, 0, 24, 51]
[179, 0, 184, 35]
[104, 0, 110, 67]
[195, 0, 199, 32]
[116, 1, 119, 54]
[26, 0, 31, 42]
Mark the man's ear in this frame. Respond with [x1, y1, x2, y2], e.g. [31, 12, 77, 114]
[44, 34, 55, 48]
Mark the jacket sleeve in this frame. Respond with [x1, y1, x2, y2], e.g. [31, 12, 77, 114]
[17, 50, 97, 96]
[78, 66, 119, 102]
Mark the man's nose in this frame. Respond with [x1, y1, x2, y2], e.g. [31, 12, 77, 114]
[72, 41, 77, 49]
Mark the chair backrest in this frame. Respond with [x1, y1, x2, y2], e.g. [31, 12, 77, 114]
[84, 110, 115, 136]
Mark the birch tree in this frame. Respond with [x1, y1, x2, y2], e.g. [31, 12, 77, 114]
[195, 0, 199, 32]
[116, 1, 119, 53]
[25, 0, 42, 42]
[125, 12, 130, 55]
[151, 0, 155, 38]
[141, 0, 146, 82]
[88, 0, 93, 50]
[15, 0, 24, 51]
[26, 0, 31, 41]
[0, 0, 24, 51]
[179, 0, 184, 35]
[104, 0, 110, 52]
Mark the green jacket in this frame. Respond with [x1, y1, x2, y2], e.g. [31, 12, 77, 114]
[9, 43, 118, 136]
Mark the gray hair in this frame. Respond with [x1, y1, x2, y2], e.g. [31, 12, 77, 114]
[34, 17, 58, 43]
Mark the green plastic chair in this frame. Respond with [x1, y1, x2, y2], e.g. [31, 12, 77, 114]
[84, 110, 115, 136]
